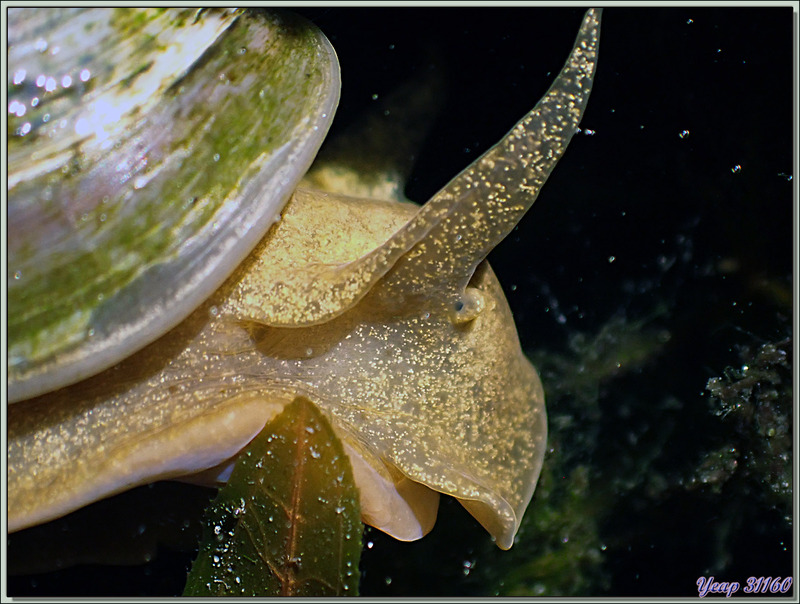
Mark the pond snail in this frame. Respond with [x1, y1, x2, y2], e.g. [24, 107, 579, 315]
[8, 7, 600, 550]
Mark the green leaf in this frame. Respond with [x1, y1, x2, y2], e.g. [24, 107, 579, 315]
[183, 397, 362, 596]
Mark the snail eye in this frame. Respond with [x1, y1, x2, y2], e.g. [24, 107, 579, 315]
[450, 287, 485, 325]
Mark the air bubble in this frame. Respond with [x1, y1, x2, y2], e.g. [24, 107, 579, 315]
[8, 100, 26, 117]
[462, 559, 475, 576]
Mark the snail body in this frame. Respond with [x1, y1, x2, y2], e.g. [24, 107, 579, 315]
[8, 8, 601, 549]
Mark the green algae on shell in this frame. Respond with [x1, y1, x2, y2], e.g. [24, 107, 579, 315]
[8, 8, 339, 402]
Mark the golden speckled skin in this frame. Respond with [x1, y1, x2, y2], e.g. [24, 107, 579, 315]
[8, 9, 600, 549]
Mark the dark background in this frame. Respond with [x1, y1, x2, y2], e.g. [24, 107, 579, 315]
[8, 7, 795, 597]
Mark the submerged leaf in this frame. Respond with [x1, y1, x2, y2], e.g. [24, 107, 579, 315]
[183, 397, 362, 596]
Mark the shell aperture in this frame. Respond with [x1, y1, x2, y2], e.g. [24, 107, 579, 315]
[7, 8, 601, 551]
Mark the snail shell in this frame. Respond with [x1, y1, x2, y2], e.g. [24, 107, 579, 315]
[8, 8, 339, 402]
